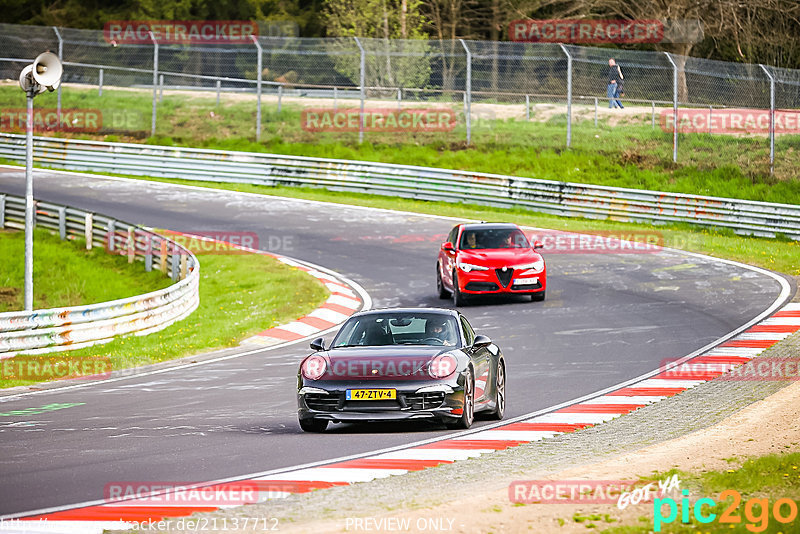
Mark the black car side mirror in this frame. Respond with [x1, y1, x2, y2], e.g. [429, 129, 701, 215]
[473, 335, 492, 347]
[310, 337, 325, 351]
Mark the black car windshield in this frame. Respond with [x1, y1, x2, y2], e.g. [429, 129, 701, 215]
[460, 228, 529, 250]
[331, 313, 461, 348]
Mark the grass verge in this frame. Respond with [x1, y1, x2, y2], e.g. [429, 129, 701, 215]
[603, 452, 800, 533]
[0, 228, 172, 312]
[1, 235, 330, 389]
[2, 84, 799, 202]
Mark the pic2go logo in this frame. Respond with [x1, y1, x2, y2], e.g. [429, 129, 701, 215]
[654, 489, 799, 532]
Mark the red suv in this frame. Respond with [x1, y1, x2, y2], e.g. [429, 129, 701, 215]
[436, 223, 546, 306]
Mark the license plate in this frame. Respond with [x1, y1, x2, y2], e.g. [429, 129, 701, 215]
[346, 389, 396, 400]
[515, 277, 539, 285]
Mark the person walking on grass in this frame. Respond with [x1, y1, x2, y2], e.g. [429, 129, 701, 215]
[607, 58, 625, 109]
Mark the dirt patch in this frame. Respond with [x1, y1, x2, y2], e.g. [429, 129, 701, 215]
[0, 286, 20, 308]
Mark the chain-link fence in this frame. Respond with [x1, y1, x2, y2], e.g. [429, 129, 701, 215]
[1, 22, 799, 178]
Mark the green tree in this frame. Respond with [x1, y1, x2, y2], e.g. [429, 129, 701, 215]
[324, 0, 430, 89]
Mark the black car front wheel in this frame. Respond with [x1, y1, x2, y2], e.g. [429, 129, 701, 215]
[299, 418, 328, 433]
[447, 368, 474, 429]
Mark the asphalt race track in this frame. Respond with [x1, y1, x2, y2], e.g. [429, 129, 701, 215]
[0, 167, 789, 517]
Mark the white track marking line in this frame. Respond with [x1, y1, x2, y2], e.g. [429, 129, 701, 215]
[734, 332, 792, 341]
[581, 395, 666, 404]
[367, 449, 492, 461]
[634, 378, 707, 388]
[255, 467, 405, 483]
[453, 430, 559, 441]
[307, 308, 350, 323]
[269, 322, 320, 337]
[525, 413, 622, 425]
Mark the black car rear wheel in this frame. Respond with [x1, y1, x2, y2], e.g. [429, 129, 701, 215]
[299, 418, 328, 432]
[488, 362, 505, 420]
[437, 263, 449, 299]
[447, 368, 474, 429]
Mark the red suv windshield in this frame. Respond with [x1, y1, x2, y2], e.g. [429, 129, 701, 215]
[459, 228, 529, 250]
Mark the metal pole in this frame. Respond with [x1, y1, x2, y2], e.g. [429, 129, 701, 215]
[759, 64, 775, 175]
[24, 90, 35, 311]
[558, 43, 572, 148]
[52, 27, 63, 119]
[594, 97, 597, 127]
[149, 31, 158, 137]
[525, 95, 530, 121]
[354, 37, 366, 144]
[708, 105, 712, 134]
[652, 101, 655, 129]
[664, 52, 678, 163]
[216, 80, 221, 106]
[98, 68, 103, 96]
[252, 35, 262, 142]
[159, 74, 164, 103]
[278, 85, 283, 113]
[397, 87, 401, 110]
[460, 39, 471, 144]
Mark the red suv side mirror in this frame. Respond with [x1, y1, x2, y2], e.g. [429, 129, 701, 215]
[532, 240, 544, 249]
[442, 242, 455, 252]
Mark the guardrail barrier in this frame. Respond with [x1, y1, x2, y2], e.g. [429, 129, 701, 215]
[0, 133, 798, 240]
[0, 191, 199, 358]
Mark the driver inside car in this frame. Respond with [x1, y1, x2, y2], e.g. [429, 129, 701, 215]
[425, 317, 456, 346]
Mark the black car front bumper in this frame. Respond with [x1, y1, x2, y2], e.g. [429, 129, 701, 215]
[297, 381, 466, 424]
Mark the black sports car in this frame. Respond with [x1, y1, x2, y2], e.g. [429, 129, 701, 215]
[297, 308, 506, 432]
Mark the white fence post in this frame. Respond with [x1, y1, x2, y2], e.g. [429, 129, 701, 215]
[759, 64, 776, 175]
[252, 35, 263, 142]
[460, 39, 472, 145]
[664, 52, 679, 163]
[149, 31, 159, 137]
[58, 207, 66, 240]
[85, 212, 93, 249]
[558, 44, 572, 148]
[354, 37, 366, 144]
[52, 27, 63, 119]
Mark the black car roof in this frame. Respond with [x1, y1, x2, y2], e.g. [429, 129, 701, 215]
[349, 307, 459, 319]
